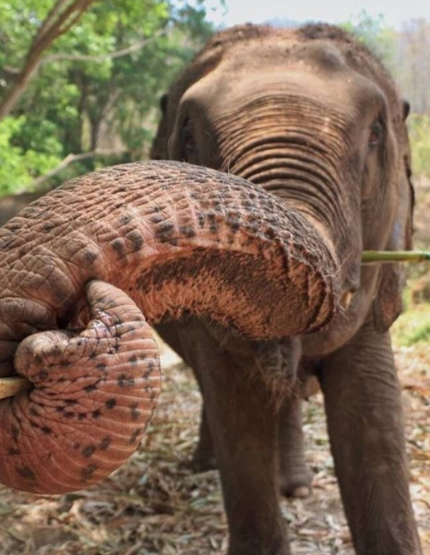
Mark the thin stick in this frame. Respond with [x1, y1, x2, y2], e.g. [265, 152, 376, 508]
[362, 251, 430, 264]
[0, 377, 31, 400]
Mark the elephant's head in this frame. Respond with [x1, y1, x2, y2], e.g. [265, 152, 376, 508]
[151, 23, 414, 354]
[0, 161, 340, 493]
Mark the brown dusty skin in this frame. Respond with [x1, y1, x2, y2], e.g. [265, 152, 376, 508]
[0, 160, 340, 494]
[2, 280, 160, 494]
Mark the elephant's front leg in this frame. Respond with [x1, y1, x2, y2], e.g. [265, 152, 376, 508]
[278, 398, 313, 498]
[319, 319, 422, 555]
[193, 396, 314, 499]
[192, 331, 290, 555]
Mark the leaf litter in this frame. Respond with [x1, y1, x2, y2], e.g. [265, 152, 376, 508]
[0, 334, 429, 554]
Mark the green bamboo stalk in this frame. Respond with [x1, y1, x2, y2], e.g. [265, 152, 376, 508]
[361, 251, 430, 264]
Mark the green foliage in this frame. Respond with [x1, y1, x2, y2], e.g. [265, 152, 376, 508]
[0, 1, 56, 67]
[408, 115, 430, 178]
[0, 0, 220, 195]
[0, 117, 61, 193]
[391, 300, 430, 346]
[341, 11, 397, 70]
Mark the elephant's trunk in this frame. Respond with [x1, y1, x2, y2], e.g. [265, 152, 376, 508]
[2, 280, 161, 493]
[0, 161, 340, 494]
[215, 101, 353, 253]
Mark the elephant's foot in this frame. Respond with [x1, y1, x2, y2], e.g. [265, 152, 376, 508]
[279, 465, 313, 499]
[191, 447, 312, 499]
[278, 397, 312, 498]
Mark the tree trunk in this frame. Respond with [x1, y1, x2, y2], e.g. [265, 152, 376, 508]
[0, 0, 97, 121]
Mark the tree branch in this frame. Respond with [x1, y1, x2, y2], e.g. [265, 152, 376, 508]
[0, 0, 99, 121]
[57, 2, 94, 36]
[2, 66, 21, 75]
[32, 0, 98, 56]
[42, 29, 168, 64]
[37, 0, 73, 42]
[30, 149, 130, 190]
[37, 0, 94, 45]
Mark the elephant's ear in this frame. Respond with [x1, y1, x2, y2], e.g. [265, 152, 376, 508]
[150, 93, 170, 160]
[159, 93, 168, 116]
[373, 100, 414, 332]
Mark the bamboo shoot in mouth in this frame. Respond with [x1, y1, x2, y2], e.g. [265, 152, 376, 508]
[362, 250, 430, 264]
[0, 377, 31, 399]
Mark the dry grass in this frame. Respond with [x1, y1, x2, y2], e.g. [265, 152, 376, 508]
[0, 335, 430, 554]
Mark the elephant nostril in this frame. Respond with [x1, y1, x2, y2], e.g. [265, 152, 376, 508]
[340, 290, 354, 310]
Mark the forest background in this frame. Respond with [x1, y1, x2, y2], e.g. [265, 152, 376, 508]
[1, 1, 430, 192]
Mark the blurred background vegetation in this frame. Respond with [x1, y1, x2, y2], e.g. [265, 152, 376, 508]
[1, 2, 429, 194]
[1, 1, 430, 344]
[0, 0, 216, 193]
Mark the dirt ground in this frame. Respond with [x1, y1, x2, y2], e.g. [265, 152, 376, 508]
[1, 329, 430, 555]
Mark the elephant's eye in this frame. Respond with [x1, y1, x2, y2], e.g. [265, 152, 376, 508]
[180, 119, 197, 162]
[368, 120, 383, 147]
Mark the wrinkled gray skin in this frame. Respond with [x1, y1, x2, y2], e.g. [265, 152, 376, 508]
[150, 23, 421, 555]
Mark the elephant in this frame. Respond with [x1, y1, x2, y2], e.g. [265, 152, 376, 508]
[0, 162, 338, 495]
[148, 22, 421, 555]
[0, 189, 316, 496]
[0, 22, 421, 555]
[0, 192, 315, 498]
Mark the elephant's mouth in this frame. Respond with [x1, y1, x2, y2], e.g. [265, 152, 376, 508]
[0, 161, 342, 494]
[340, 289, 355, 310]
